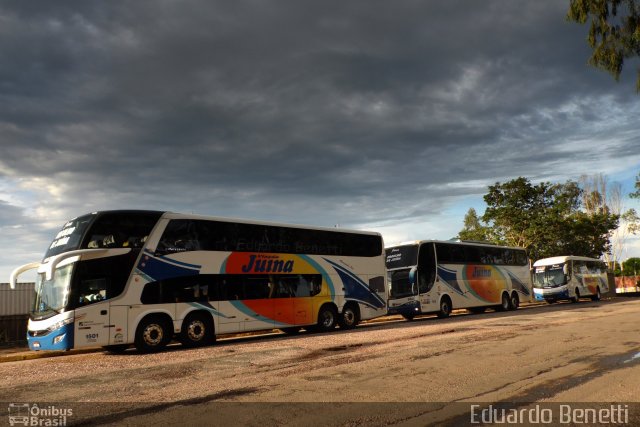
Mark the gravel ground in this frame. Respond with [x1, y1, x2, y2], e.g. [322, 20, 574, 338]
[1, 298, 640, 425]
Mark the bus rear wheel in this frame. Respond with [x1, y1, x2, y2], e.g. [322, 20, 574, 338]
[339, 304, 360, 329]
[180, 313, 215, 348]
[316, 305, 338, 332]
[498, 293, 511, 311]
[590, 287, 601, 301]
[510, 292, 519, 310]
[135, 315, 173, 353]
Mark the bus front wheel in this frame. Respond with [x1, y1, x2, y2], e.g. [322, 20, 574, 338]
[572, 289, 580, 303]
[437, 297, 452, 318]
[135, 315, 173, 353]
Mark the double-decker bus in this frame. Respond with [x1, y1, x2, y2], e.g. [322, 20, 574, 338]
[385, 240, 531, 320]
[532, 256, 608, 303]
[9, 211, 387, 353]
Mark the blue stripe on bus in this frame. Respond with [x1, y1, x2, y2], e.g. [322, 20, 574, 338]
[323, 258, 386, 309]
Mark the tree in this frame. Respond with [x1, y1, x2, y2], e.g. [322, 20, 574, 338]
[579, 173, 639, 268]
[458, 208, 492, 242]
[622, 257, 640, 275]
[460, 177, 620, 261]
[567, 0, 640, 91]
[631, 172, 640, 199]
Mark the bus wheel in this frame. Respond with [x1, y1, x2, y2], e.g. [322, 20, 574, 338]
[135, 315, 172, 353]
[339, 304, 360, 330]
[510, 292, 520, 310]
[498, 293, 511, 311]
[437, 297, 452, 318]
[316, 305, 338, 332]
[591, 287, 601, 301]
[102, 344, 130, 354]
[572, 289, 580, 303]
[180, 313, 215, 348]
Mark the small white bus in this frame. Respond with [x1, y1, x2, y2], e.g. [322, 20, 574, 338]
[532, 256, 608, 303]
[10, 211, 387, 353]
[385, 240, 531, 320]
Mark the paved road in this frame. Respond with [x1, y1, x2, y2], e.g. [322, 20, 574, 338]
[1, 298, 640, 426]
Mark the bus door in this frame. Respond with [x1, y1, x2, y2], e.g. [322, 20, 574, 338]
[418, 242, 437, 310]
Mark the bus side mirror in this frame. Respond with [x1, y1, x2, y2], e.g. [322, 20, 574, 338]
[409, 266, 418, 295]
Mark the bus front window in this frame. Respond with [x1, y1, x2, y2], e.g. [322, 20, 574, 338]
[32, 264, 74, 320]
[388, 268, 416, 298]
[533, 265, 566, 288]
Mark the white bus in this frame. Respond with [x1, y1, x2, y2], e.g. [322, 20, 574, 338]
[385, 240, 531, 320]
[9, 211, 387, 353]
[532, 256, 608, 303]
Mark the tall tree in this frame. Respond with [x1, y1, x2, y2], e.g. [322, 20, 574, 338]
[580, 173, 639, 268]
[462, 177, 620, 261]
[631, 172, 640, 198]
[622, 257, 640, 275]
[567, 0, 640, 91]
[458, 208, 492, 242]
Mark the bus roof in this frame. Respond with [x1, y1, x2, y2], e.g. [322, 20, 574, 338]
[533, 255, 603, 267]
[70, 210, 381, 237]
[386, 240, 525, 251]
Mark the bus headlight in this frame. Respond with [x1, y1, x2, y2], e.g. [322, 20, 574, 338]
[49, 317, 74, 333]
[53, 334, 66, 344]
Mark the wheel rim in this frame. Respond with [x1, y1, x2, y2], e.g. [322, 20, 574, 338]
[511, 295, 519, 309]
[343, 309, 356, 326]
[143, 323, 164, 346]
[441, 300, 450, 315]
[187, 320, 206, 341]
[502, 295, 510, 309]
[321, 310, 334, 327]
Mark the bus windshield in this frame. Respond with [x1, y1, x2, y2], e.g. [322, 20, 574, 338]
[533, 264, 566, 288]
[388, 268, 415, 298]
[385, 245, 419, 269]
[32, 264, 74, 320]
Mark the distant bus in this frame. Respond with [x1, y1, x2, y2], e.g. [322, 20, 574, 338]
[532, 256, 608, 303]
[385, 240, 531, 320]
[10, 211, 387, 353]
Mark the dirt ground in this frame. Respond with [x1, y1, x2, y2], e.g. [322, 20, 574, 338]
[1, 298, 640, 426]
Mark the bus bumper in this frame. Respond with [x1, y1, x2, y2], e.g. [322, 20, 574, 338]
[387, 300, 421, 317]
[27, 323, 74, 351]
[534, 287, 569, 302]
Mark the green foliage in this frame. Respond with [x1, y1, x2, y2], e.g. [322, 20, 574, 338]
[622, 257, 640, 275]
[459, 177, 620, 261]
[458, 208, 492, 242]
[567, 0, 640, 91]
[631, 172, 640, 199]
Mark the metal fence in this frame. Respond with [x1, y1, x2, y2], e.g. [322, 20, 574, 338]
[0, 282, 34, 345]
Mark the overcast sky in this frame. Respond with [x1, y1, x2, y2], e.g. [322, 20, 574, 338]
[2, 1, 640, 282]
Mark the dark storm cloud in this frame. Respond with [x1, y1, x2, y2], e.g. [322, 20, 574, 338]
[0, 0, 638, 240]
